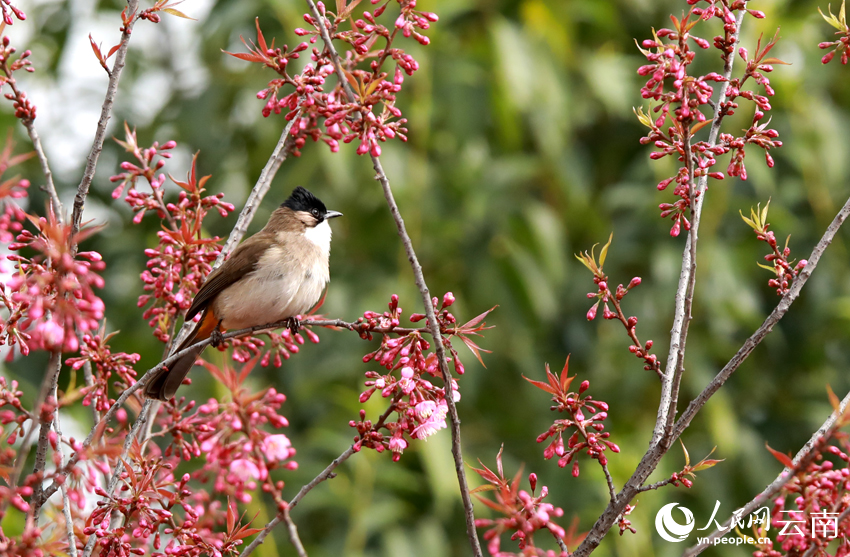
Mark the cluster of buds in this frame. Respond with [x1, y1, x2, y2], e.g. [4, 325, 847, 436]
[353, 293, 492, 461]
[0, 0, 25, 26]
[228, 325, 320, 367]
[0, 376, 30, 449]
[83, 452, 260, 556]
[749, 438, 850, 556]
[228, 1, 437, 156]
[575, 234, 660, 375]
[819, 0, 849, 65]
[526, 357, 619, 477]
[0, 22, 36, 121]
[740, 201, 806, 296]
[187, 361, 296, 508]
[0, 134, 30, 242]
[472, 449, 568, 556]
[635, 2, 784, 236]
[65, 326, 141, 412]
[110, 131, 235, 344]
[2, 207, 105, 353]
[78, 360, 289, 555]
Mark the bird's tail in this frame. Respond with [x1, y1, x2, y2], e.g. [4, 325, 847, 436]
[144, 309, 219, 401]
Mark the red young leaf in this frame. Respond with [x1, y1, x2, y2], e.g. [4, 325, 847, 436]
[765, 442, 794, 468]
[523, 374, 557, 395]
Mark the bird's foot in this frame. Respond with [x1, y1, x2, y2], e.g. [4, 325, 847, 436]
[285, 316, 301, 336]
[210, 326, 225, 348]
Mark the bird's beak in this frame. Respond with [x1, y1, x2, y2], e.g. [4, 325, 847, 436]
[325, 210, 343, 219]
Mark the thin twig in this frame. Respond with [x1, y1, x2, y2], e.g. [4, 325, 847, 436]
[637, 477, 676, 493]
[29, 351, 62, 521]
[0, 360, 50, 518]
[22, 119, 62, 217]
[654, 5, 747, 445]
[217, 114, 299, 265]
[282, 506, 308, 557]
[81, 400, 152, 557]
[70, 0, 140, 242]
[239, 398, 401, 557]
[0, 47, 62, 217]
[682, 388, 850, 556]
[600, 463, 616, 503]
[52, 401, 79, 557]
[553, 531, 570, 554]
[303, 3, 483, 555]
[571, 190, 850, 556]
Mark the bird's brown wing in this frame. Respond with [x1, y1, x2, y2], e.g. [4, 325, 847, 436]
[185, 233, 273, 321]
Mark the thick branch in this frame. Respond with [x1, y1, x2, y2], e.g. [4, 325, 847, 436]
[572, 191, 850, 556]
[303, 3, 483, 555]
[655, 6, 747, 444]
[683, 388, 850, 556]
[70, 0, 140, 241]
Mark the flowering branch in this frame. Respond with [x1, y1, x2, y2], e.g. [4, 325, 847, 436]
[682, 387, 850, 556]
[302, 2, 483, 555]
[37, 311, 465, 504]
[654, 4, 749, 445]
[71, 0, 140, 241]
[570, 191, 850, 556]
[239, 395, 402, 557]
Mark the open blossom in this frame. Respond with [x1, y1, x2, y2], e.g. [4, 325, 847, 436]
[229, 459, 261, 482]
[350, 294, 492, 461]
[261, 434, 295, 461]
[412, 400, 448, 440]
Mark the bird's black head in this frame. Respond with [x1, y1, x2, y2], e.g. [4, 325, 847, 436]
[282, 187, 327, 214]
[281, 187, 343, 224]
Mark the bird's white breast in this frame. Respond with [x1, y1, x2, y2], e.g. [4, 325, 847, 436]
[215, 229, 331, 330]
[304, 219, 332, 255]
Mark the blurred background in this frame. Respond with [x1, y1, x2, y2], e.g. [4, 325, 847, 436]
[2, 0, 850, 555]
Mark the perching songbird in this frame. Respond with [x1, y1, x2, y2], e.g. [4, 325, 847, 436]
[144, 187, 343, 401]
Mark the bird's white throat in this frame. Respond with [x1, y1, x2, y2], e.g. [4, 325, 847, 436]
[304, 219, 332, 253]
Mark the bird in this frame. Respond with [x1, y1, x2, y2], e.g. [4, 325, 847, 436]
[144, 186, 343, 401]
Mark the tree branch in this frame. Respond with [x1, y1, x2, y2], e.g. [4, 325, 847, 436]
[303, 3, 483, 555]
[81, 400, 153, 557]
[70, 0, 140, 242]
[682, 388, 850, 556]
[21, 119, 61, 218]
[52, 396, 79, 557]
[40, 315, 432, 502]
[282, 506, 308, 557]
[29, 351, 62, 521]
[655, 5, 747, 445]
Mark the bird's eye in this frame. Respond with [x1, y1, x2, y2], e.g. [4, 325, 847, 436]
[311, 208, 320, 218]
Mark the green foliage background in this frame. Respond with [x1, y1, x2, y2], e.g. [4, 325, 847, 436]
[3, 0, 850, 555]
